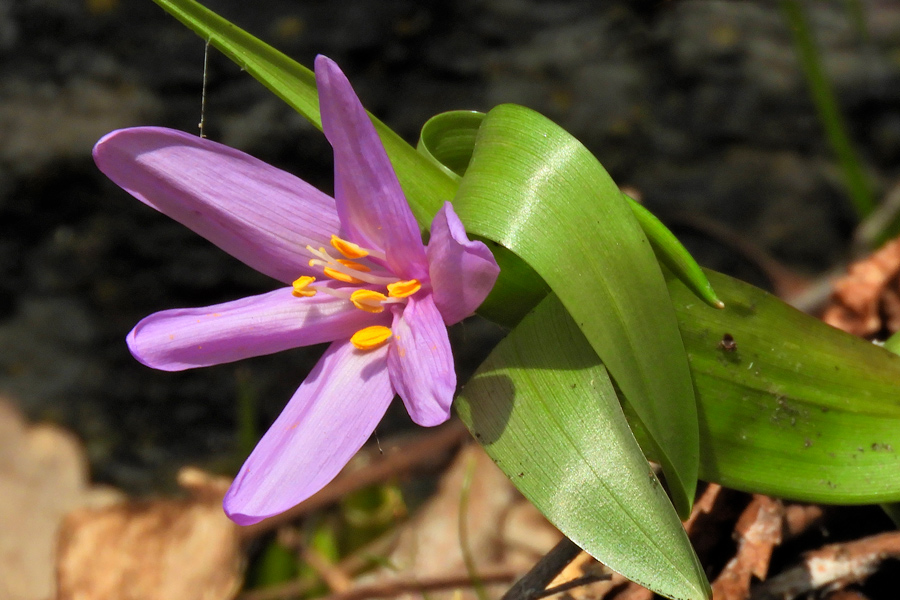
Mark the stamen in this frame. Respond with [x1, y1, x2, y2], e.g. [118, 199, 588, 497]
[322, 266, 363, 284]
[337, 259, 371, 272]
[350, 289, 387, 313]
[351, 325, 392, 350]
[292, 276, 316, 297]
[331, 235, 368, 259]
[387, 279, 421, 298]
[329, 235, 387, 261]
[306, 244, 400, 287]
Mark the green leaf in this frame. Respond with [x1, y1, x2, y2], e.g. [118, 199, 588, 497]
[417, 111, 723, 312]
[640, 268, 900, 502]
[417, 110, 485, 180]
[453, 104, 699, 517]
[627, 197, 723, 310]
[456, 295, 710, 600]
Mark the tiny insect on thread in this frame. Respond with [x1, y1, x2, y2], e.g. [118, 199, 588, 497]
[387, 279, 421, 298]
[350, 289, 387, 313]
[331, 235, 368, 259]
[351, 325, 392, 350]
[336, 259, 370, 272]
[292, 276, 317, 297]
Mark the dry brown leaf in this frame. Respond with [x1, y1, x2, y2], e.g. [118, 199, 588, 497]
[711, 495, 783, 600]
[684, 483, 724, 535]
[57, 468, 244, 600]
[782, 503, 824, 540]
[0, 397, 122, 600]
[822, 237, 900, 336]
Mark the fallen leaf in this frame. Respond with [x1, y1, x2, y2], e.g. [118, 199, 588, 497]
[822, 237, 900, 337]
[56, 468, 244, 600]
[0, 397, 121, 600]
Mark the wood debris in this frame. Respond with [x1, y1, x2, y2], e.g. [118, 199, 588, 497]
[822, 237, 900, 336]
[711, 495, 783, 600]
[750, 531, 900, 599]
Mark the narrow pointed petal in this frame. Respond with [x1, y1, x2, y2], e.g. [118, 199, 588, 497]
[315, 56, 428, 280]
[224, 340, 393, 525]
[129, 288, 388, 371]
[387, 295, 455, 427]
[427, 202, 500, 325]
[94, 127, 339, 284]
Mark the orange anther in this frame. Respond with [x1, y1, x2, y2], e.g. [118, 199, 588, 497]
[350, 289, 387, 313]
[350, 325, 392, 350]
[337, 259, 371, 272]
[331, 235, 369, 259]
[387, 279, 421, 298]
[291, 276, 317, 297]
[323, 267, 363, 284]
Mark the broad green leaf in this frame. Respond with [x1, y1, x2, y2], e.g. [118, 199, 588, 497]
[453, 104, 698, 517]
[417, 110, 484, 180]
[455, 295, 710, 600]
[630, 267, 900, 502]
[417, 111, 723, 311]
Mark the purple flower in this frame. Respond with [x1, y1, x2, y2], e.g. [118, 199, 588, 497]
[93, 56, 499, 525]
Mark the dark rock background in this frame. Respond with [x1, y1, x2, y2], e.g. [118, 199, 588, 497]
[2, 0, 900, 492]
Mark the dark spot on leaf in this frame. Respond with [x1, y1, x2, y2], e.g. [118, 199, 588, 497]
[718, 333, 737, 352]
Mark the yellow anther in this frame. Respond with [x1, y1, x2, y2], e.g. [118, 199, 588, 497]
[291, 276, 317, 297]
[387, 279, 421, 298]
[351, 325, 392, 350]
[350, 289, 387, 313]
[323, 267, 363, 284]
[331, 235, 369, 259]
[336, 259, 371, 272]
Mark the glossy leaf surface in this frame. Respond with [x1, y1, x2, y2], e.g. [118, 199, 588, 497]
[417, 111, 723, 311]
[653, 268, 900, 502]
[452, 104, 699, 516]
[456, 294, 709, 600]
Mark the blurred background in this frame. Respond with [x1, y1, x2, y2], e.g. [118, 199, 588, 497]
[2, 0, 900, 496]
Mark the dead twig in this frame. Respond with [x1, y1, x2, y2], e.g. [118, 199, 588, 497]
[301, 546, 354, 593]
[238, 568, 521, 600]
[751, 530, 900, 599]
[536, 574, 610, 599]
[239, 420, 469, 539]
[501, 537, 586, 600]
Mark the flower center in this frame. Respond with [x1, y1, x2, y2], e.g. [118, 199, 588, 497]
[294, 235, 422, 351]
